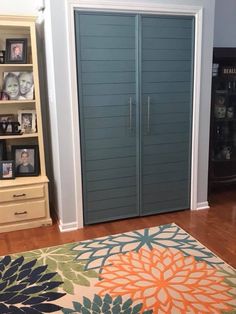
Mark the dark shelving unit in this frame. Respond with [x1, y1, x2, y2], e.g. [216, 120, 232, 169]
[209, 48, 236, 186]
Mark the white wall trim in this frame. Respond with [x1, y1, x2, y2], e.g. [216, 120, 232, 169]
[65, 0, 204, 227]
[65, 1, 84, 228]
[190, 8, 203, 210]
[196, 202, 210, 210]
[59, 220, 79, 232]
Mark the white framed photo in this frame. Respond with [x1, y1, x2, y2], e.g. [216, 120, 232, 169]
[18, 109, 36, 133]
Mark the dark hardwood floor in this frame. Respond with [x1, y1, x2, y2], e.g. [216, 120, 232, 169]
[0, 188, 235, 268]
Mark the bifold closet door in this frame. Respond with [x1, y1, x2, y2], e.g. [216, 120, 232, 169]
[75, 13, 138, 224]
[141, 16, 194, 215]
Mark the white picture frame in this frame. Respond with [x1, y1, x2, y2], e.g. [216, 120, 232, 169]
[18, 109, 36, 133]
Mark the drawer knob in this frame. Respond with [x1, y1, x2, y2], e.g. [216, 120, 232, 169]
[14, 211, 27, 216]
[13, 193, 26, 198]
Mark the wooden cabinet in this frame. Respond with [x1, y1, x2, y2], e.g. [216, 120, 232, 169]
[209, 48, 236, 186]
[0, 16, 51, 232]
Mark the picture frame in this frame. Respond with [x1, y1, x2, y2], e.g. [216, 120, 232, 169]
[3, 72, 34, 100]
[0, 114, 15, 133]
[0, 50, 5, 64]
[12, 145, 39, 177]
[5, 38, 27, 64]
[0, 160, 15, 179]
[18, 110, 36, 133]
[0, 140, 6, 161]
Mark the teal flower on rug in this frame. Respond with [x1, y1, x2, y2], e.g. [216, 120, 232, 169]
[62, 294, 153, 314]
[12, 243, 98, 295]
[72, 223, 223, 271]
[0, 255, 65, 313]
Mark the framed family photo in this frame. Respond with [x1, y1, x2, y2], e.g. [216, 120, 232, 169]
[0, 160, 15, 179]
[5, 38, 27, 63]
[3, 72, 34, 100]
[18, 110, 36, 133]
[0, 114, 15, 133]
[12, 145, 39, 177]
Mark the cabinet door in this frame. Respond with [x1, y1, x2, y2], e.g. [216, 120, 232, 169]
[141, 15, 194, 215]
[75, 13, 138, 224]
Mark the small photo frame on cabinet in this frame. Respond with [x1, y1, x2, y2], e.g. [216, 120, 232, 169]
[5, 38, 27, 63]
[0, 160, 15, 180]
[0, 114, 15, 134]
[18, 110, 36, 133]
[12, 145, 39, 177]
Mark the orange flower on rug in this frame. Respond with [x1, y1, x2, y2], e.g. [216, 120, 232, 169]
[96, 247, 234, 314]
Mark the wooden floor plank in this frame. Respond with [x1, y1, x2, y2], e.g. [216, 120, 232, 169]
[0, 189, 235, 268]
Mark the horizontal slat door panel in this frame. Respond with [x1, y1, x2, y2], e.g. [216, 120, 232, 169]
[87, 186, 136, 202]
[80, 36, 135, 49]
[75, 12, 138, 224]
[82, 83, 136, 96]
[142, 49, 191, 61]
[86, 156, 136, 171]
[142, 60, 192, 72]
[83, 94, 136, 107]
[141, 15, 194, 215]
[82, 72, 135, 84]
[142, 71, 191, 83]
[87, 167, 136, 182]
[143, 38, 192, 50]
[81, 60, 135, 73]
[87, 177, 136, 192]
[86, 206, 137, 224]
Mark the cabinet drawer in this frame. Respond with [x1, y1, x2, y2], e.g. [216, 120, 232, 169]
[0, 200, 46, 224]
[0, 185, 45, 203]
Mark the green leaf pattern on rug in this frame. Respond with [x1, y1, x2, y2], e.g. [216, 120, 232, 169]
[218, 266, 236, 313]
[72, 223, 223, 271]
[62, 294, 153, 314]
[0, 255, 65, 313]
[12, 243, 98, 294]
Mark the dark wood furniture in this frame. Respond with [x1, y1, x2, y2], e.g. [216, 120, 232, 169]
[209, 48, 236, 186]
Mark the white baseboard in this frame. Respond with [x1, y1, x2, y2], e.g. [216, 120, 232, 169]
[196, 201, 210, 210]
[59, 220, 79, 232]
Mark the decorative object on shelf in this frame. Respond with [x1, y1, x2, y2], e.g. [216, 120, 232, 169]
[0, 140, 6, 160]
[0, 50, 5, 64]
[212, 63, 219, 77]
[12, 145, 39, 177]
[5, 38, 27, 63]
[221, 146, 232, 160]
[0, 160, 15, 179]
[3, 72, 34, 100]
[227, 106, 234, 119]
[0, 114, 15, 133]
[209, 47, 236, 186]
[214, 93, 227, 118]
[17, 109, 36, 133]
[0, 91, 9, 100]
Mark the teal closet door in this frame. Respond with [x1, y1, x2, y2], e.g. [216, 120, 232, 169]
[75, 13, 138, 224]
[141, 16, 194, 215]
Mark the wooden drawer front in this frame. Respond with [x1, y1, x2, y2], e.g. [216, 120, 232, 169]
[0, 200, 46, 224]
[0, 185, 45, 203]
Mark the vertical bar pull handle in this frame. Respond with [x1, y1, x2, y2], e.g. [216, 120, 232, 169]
[147, 96, 151, 134]
[129, 97, 132, 130]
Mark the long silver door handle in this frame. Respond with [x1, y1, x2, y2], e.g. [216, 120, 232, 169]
[129, 97, 132, 130]
[147, 96, 151, 134]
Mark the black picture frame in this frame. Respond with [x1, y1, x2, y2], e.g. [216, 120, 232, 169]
[5, 38, 27, 64]
[0, 160, 15, 180]
[0, 140, 6, 161]
[12, 145, 39, 177]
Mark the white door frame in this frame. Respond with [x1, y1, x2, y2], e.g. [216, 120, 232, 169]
[65, 0, 203, 228]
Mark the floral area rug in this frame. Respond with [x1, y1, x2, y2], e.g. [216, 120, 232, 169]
[0, 223, 236, 314]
